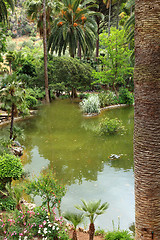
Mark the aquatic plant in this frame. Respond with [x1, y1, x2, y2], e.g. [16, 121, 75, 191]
[79, 94, 100, 114]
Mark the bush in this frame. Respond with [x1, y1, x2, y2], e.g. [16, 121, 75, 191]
[0, 154, 23, 190]
[0, 207, 70, 239]
[79, 94, 100, 114]
[105, 230, 133, 240]
[25, 95, 38, 109]
[118, 88, 134, 105]
[98, 91, 118, 107]
[98, 117, 125, 135]
[0, 196, 16, 211]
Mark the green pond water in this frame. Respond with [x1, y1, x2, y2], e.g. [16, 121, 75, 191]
[0, 100, 135, 231]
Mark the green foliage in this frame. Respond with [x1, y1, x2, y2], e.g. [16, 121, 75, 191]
[0, 74, 29, 116]
[40, 56, 93, 92]
[79, 94, 100, 114]
[98, 117, 125, 136]
[98, 91, 118, 107]
[105, 230, 133, 240]
[48, 0, 99, 57]
[93, 28, 134, 94]
[25, 171, 66, 214]
[25, 95, 38, 109]
[0, 207, 70, 239]
[63, 212, 84, 230]
[118, 87, 134, 105]
[95, 227, 106, 237]
[75, 199, 109, 224]
[0, 196, 16, 211]
[0, 153, 23, 189]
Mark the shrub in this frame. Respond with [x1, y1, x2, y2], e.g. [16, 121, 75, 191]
[0, 154, 23, 190]
[25, 171, 66, 215]
[0, 207, 70, 239]
[0, 196, 16, 211]
[98, 91, 118, 107]
[105, 230, 133, 240]
[118, 88, 134, 105]
[98, 117, 125, 135]
[79, 94, 100, 114]
[25, 95, 38, 109]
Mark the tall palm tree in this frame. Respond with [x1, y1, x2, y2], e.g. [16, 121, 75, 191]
[63, 212, 84, 240]
[48, 0, 99, 58]
[75, 199, 109, 240]
[134, 0, 160, 239]
[25, 0, 62, 38]
[0, 0, 14, 23]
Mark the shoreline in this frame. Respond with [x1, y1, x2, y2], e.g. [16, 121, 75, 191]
[83, 103, 130, 117]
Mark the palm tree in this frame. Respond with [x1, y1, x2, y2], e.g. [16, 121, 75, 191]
[134, 0, 160, 239]
[48, 0, 99, 58]
[0, 0, 14, 23]
[25, 0, 61, 38]
[75, 199, 109, 240]
[63, 212, 84, 240]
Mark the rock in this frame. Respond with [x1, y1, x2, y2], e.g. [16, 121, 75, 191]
[11, 146, 23, 156]
[109, 154, 123, 160]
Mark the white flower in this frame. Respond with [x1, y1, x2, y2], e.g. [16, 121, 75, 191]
[56, 227, 59, 231]
[48, 224, 52, 227]
[38, 229, 41, 234]
[24, 237, 28, 240]
[44, 227, 48, 234]
[52, 225, 55, 230]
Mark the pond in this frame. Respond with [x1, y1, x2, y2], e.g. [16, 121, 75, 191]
[0, 100, 135, 231]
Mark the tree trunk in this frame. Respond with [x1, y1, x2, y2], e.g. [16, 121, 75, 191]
[10, 103, 14, 140]
[89, 223, 95, 240]
[108, 0, 112, 37]
[77, 42, 81, 59]
[72, 230, 78, 240]
[43, 0, 50, 103]
[134, 1, 160, 239]
[116, 0, 120, 30]
[95, 22, 99, 60]
[71, 87, 77, 99]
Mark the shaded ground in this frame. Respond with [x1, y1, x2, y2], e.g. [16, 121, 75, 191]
[69, 229, 104, 240]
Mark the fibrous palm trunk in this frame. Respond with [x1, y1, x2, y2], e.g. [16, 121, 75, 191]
[134, 0, 160, 239]
[72, 230, 78, 240]
[89, 223, 95, 240]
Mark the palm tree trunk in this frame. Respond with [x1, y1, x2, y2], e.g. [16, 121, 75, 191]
[96, 23, 99, 60]
[73, 230, 78, 240]
[89, 223, 95, 240]
[134, 0, 160, 239]
[43, 0, 50, 103]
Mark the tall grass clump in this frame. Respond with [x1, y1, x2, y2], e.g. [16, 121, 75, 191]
[79, 94, 100, 114]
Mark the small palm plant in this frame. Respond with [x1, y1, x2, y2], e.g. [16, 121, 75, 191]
[75, 199, 109, 240]
[63, 212, 84, 240]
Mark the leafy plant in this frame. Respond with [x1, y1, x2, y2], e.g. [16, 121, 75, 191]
[105, 230, 133, 240]
[0, 196, 16, 211]
[25, 95, 38, 109]
[63, 212, 84, 240]
[75, 199, 109, 240]
[0, 153, 23, 190]
[0, 74, 29, 139]
[93, 28, 134, 96]
[79, 94, 100, 114]
[118, 87, 134, 105]
[25, 171, 66, 215]
[98, 117, 125, 136]
[98, 91, 118, 107]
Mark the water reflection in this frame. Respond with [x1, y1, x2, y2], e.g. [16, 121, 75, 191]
[0, 100, 134, 230]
